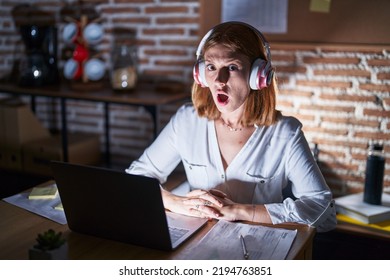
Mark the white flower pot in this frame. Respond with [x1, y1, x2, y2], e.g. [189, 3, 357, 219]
[28, 243, 68, 260]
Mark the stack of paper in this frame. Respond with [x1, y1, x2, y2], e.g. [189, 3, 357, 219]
[28, 182, 58, 200]
[2, 180, 67, 225]
[186, 220, 297, 260]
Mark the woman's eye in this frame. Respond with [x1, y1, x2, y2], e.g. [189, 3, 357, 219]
[228, 65, 238, 71]
[206, 64, 215, 71]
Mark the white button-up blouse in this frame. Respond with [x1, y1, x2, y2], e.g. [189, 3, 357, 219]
[126, 104, 336, 232]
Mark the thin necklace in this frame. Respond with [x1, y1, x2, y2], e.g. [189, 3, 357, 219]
[220, 118, 243, 132]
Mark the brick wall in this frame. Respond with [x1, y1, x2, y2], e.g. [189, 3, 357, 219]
[272, 44, 390, 195]
[0, 0, 389, 196]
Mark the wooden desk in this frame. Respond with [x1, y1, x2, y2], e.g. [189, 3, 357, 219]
[0, 82, 190, 166]
[313, 214, 390, 259]
[0, 200, 315, 260]
[336, 214, 390, 241]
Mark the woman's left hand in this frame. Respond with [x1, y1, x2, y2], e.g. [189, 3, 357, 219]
[208, 189, 271, 223]
[208, 189, 243, 221]
[182, 189, 224, 219]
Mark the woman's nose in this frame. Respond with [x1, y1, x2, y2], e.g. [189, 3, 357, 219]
[215, 67, 229, 85]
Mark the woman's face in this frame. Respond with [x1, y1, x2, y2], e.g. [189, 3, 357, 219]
[204, 44, 251, 115]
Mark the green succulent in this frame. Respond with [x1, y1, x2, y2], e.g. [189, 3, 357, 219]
[34, 229, 66, 251]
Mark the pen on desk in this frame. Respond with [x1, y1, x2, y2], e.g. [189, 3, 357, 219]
[239, 234, 249, 260]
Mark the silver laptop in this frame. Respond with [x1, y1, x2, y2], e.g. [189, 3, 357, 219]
[50, 161, 208, 251]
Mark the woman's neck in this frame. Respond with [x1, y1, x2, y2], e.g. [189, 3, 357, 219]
[220, 109, 244, 128]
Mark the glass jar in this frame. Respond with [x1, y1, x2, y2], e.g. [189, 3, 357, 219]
[363, 141, 385, 205]
[110, 45, 138, 91]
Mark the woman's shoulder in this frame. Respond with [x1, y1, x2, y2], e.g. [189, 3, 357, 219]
[172, 103, 206, 126]
[173, 103, 196, 122]
[271, 114, 303, 137]
[277, 114, 302, 127]
[176, 102, 196, 115]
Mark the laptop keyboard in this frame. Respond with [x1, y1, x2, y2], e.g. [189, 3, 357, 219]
[169, 226, 189, 243]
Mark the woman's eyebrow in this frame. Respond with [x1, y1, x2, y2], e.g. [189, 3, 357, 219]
[204, 57, 243, 65]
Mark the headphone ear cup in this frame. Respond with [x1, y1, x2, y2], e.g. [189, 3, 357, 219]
[249, 58, 273, 90]
[193, 60, 208, 87]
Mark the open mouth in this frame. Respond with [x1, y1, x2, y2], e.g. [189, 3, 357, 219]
[217, 93, 229, 104]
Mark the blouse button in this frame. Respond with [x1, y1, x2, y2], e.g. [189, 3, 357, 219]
[221, 174, 225, 179]
[260, 180, 265, 184]
[189, 166, 192, 170]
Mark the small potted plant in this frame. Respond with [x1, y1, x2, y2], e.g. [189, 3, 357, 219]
[29, 229, 68, 260]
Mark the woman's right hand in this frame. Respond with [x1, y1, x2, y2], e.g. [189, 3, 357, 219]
[162, 189, 223, 219]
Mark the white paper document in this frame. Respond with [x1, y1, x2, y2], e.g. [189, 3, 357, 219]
[188, 220, 297, 260]
[222, 0, 288, 34]
[3, 192, 67, 225]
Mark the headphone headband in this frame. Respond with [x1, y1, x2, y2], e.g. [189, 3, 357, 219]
[195, 21, 272, 62]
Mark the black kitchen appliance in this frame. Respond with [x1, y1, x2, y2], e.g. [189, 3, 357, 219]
[18, 25, 59, 86]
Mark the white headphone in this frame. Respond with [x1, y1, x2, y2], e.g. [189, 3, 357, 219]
[193, 21, 274, 90]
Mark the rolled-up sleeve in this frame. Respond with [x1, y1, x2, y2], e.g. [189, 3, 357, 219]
[265, 125, 337, 232]
[125, 106, 183, 184]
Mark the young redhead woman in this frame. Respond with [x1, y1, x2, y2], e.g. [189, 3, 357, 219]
[126, 21, 336, 232]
